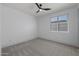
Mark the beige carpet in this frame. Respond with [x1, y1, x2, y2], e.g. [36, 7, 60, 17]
[2, 39, 79, 56]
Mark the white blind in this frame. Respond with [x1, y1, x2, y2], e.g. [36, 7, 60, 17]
[50, 15, 68, 32]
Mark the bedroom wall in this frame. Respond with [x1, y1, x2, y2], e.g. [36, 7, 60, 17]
[2, 5, 37, 48]
[0, 4, 2, 55]
[77, 4, 79, 45]
[37, 6, 79, 47]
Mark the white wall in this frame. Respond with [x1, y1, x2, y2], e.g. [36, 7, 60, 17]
[2, 5, 37, 48]
[37, 7, 79, 47]
[78, 5, 79, 45]
[0, 6, 1, 55]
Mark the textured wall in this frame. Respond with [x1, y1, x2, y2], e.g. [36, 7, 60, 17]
[37, 7, 79, 47]
[2, 5, 37, 48]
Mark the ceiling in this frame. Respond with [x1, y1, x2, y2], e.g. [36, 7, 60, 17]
[2, 3, 78, 16]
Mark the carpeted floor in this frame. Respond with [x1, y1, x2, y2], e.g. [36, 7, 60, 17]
[1, 38, 79, 56]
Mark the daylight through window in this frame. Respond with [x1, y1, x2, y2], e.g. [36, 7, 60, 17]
[50, 15, 68, 32]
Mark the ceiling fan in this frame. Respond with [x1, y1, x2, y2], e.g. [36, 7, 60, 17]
[35, 3, 51, 13]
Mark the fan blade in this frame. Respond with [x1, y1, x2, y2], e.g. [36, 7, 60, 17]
[42, 8, 51, 10]
[36, 10, 40, 13]
[35, 3, 41, 9]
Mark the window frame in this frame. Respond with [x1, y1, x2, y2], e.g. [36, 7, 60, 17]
[49, 14, 69, 33]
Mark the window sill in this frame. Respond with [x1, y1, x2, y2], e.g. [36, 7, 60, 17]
[50, 31, 69, 33]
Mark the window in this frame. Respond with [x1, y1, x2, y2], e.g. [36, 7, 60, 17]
[50, 15, 68, 32]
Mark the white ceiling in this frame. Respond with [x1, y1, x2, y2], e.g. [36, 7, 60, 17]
[2, 3, 78, 16]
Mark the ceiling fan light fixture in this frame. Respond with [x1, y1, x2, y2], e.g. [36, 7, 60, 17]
[35, 3, 51, 13]
[39, 9, 42, 11]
